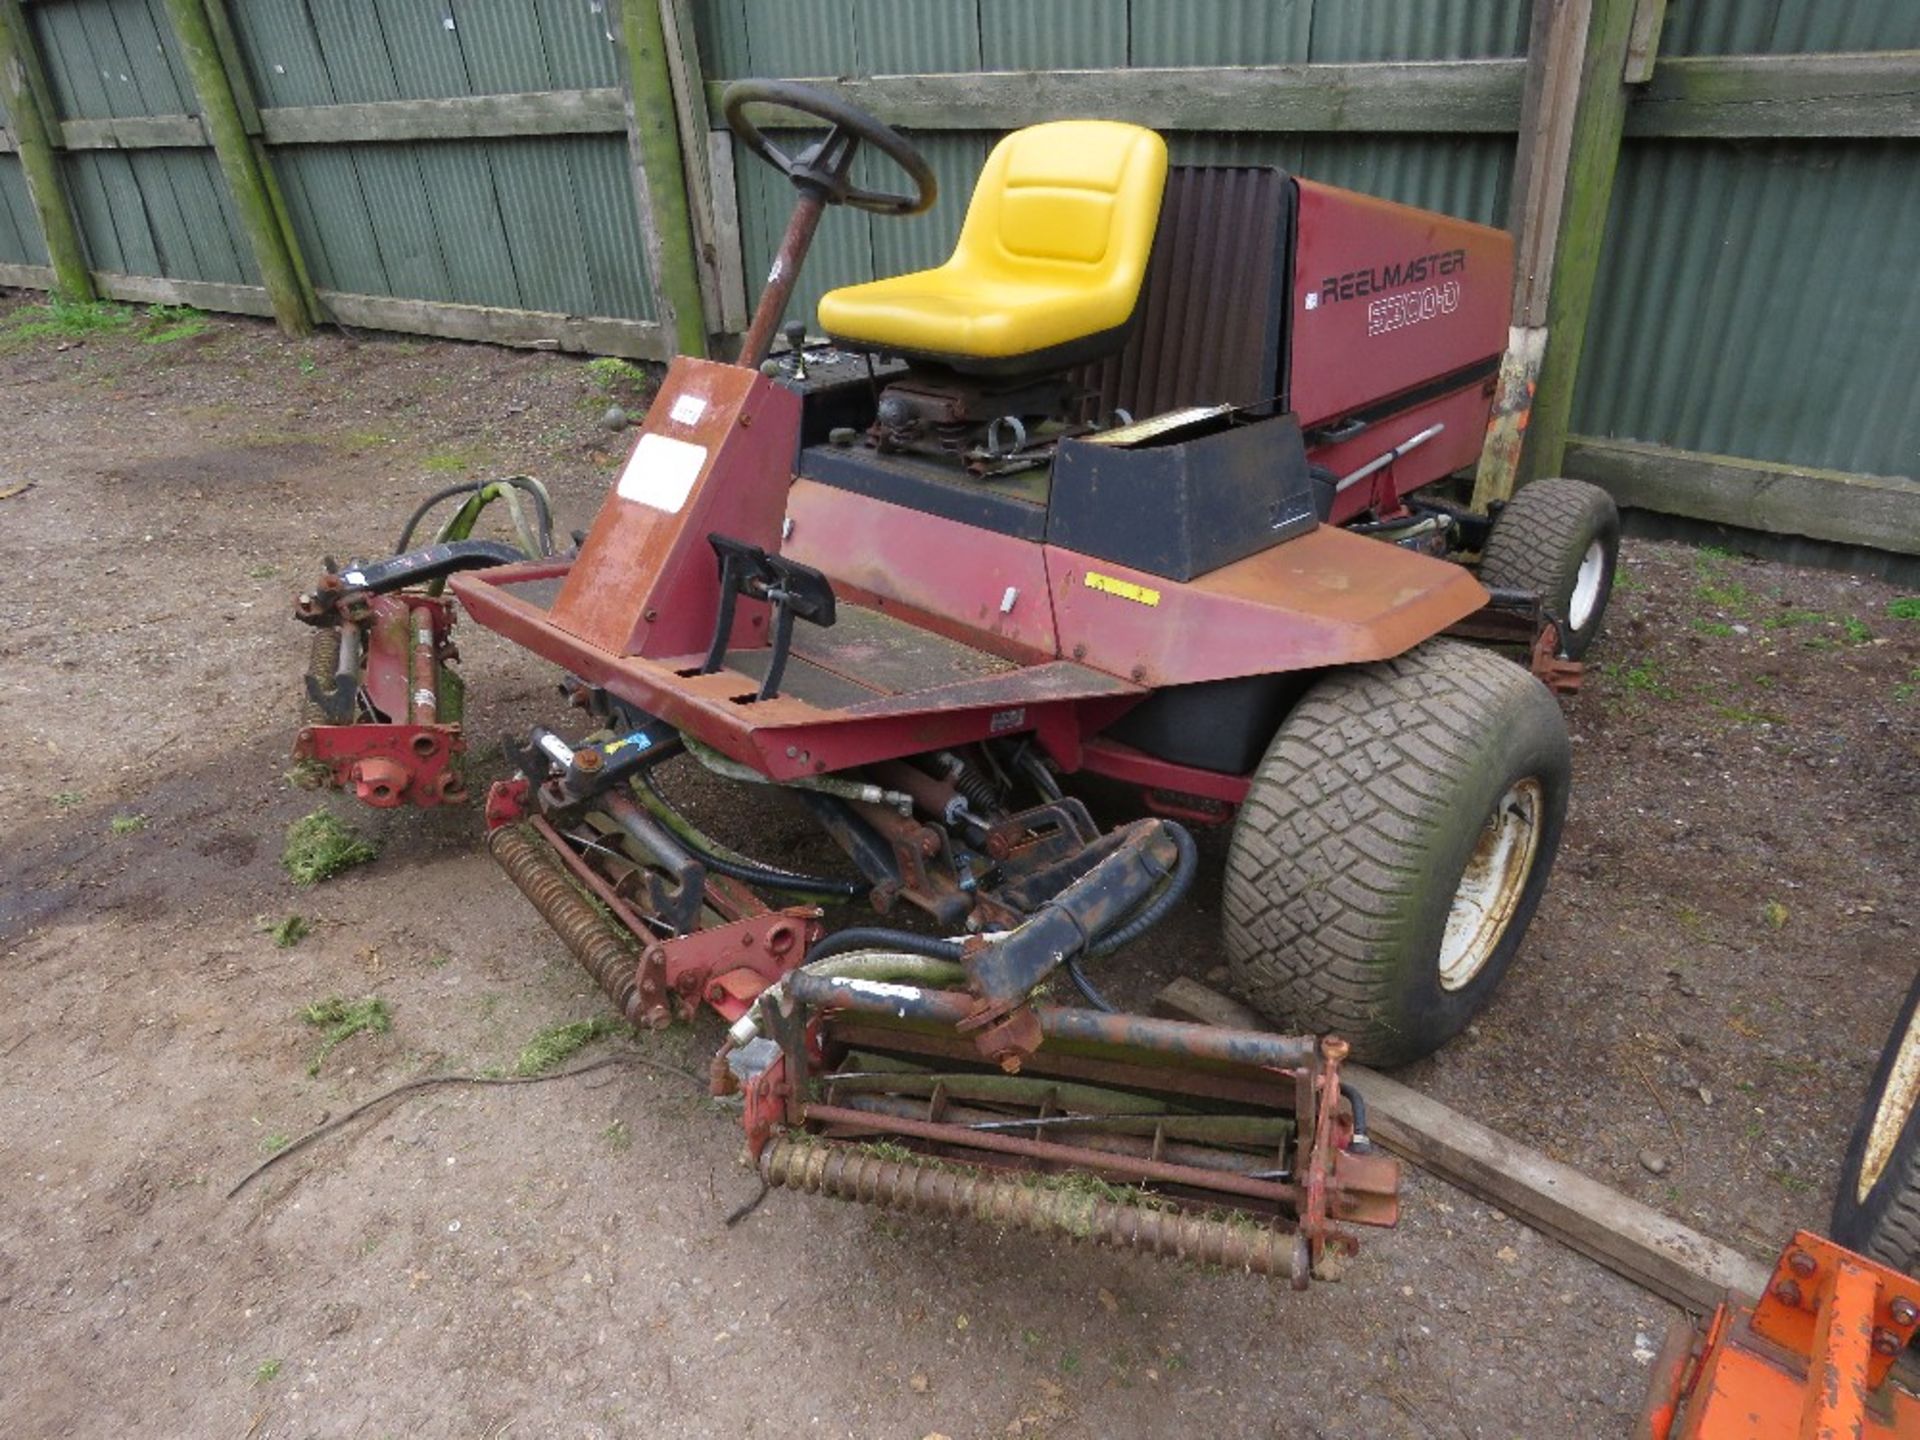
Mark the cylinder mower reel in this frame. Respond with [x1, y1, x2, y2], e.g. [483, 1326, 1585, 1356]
[285, 78, 1633, 1271]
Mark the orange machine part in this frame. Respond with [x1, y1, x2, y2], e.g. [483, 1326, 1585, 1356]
[1639, 1231, 1920, 1439]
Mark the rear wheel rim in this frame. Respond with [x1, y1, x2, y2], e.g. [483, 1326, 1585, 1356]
[1568, 539, 1607, 631]
[1860, 1003, 1920, 1202]
[1438, 779, 1543, 992]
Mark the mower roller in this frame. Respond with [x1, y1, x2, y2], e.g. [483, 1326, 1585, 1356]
[292, 81, 1627, 1276]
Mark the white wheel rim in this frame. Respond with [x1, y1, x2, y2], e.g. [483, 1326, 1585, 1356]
[1860, 1003, 1920, 1203]
[1568, 540, 1607, 631]
[1438, 779, 1543, 992]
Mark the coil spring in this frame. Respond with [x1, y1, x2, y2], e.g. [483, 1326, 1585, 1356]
[948, 756, 1003, 817]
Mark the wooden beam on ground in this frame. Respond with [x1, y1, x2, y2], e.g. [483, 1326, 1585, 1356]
[611, 0, 706, 358]
[706, 60, 1529, 134]
[258, 88, 626, 146]
[160, 0, 309, 335]
[1474, 0, 1593, 510]
[1152, 977, 1771, 1314]
[1564, 437, 1920, 556]
[1626, 50, 1920, 139]
[316, 290, 672, 362]
[0, 0, 92, 299]
[1522, 0, 1640, 485]
[1347, 1063, 1772, 1314]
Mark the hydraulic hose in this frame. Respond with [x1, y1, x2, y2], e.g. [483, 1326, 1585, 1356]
[1086, 820, 1198, 958]
[636, 769, 868, 900]
[804, 927, 965, 967]
[397, 474, 555, 557]
[1065, 956, 1117, 1012]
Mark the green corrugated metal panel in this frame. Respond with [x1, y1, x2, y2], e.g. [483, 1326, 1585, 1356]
[1573, 138, 1920, 478]
[0, 157, 51, 266]
[1131, 1, 1313, 66]
[693, 0, 753, 79]
[859, 0, 981, 73]
[21, 1, 259, 285]
[271, 135, 654, 317]
[30, 0, 195, 121]
[1661, 0, 1920, 56]
[227, 0, 654, 318]
[1303, 0, 1533, 61]
[1167, 131, 1513, 226]
[979, 0, 1128, 70]
[701, 1, 1534, 76]
[57, 147, 258, 282]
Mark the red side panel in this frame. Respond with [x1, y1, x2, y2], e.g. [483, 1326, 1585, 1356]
[548, 357, 801, 658]
[1047, 525, 1487, 688]
[1287, 179, 1512, 430]
[783, 479, 1059, 660]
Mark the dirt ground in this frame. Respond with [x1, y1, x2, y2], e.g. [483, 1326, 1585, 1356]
[1, 294, 1915, 1440]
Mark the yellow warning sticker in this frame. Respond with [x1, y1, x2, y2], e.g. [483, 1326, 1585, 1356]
[1083, 571, 1161, 607]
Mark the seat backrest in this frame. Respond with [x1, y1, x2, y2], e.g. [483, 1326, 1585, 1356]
[954, 121, 1167, 287]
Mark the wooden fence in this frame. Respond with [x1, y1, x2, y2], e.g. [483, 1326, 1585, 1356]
[0, 0, 1914, 556]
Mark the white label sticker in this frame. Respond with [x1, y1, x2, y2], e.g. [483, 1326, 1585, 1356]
[668, 393, 707, 427]
[616, 432, 708, 513]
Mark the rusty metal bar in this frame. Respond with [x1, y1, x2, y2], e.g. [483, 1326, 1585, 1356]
[834, 1090, 1291, 1179]
[802, 1102, 1299, 1208]
[761, 1137, 1305, 1282]
[408, 606, 438, 727]
[738, 191, 826, 369]
[787, 971, 1319, 1070]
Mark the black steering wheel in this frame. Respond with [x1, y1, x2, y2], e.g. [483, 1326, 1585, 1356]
[723, 80, 937, 217]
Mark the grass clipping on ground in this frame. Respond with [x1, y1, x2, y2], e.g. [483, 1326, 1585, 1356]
[283, 809, 377, 885]
[515, 1016, 624, 1076]
[301, 996, 392, 1075]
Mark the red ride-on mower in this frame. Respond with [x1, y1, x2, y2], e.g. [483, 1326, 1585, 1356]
[293, 82, 1623, 1277]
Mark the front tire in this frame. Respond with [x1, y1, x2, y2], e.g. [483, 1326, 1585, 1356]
[1222, 640, 1570, 1067]
[1833, 970, 1920, 1277]
[1479, 478, 1620, 659]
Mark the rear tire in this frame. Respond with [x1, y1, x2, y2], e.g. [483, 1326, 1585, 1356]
[1479, 478, 1619, 659]
[1833, 970, 1920, 1278]
[1222, 640, 1570, 1068]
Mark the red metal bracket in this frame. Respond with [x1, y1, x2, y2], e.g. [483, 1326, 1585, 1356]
[635, 907, 825, 1027]
[295, 720, 465, 806]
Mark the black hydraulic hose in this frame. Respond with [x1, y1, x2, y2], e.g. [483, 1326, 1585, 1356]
[636, 770, 868, 899]
[676, 829, 869, 899]
[1086, 820, 1198, 958]
[1340, 1082, 1370, 1148]
[396, 480, 487, 552]
[804, 927, 965, 967]
[1065, 956, 1117, 1012]
[396, 475, 555, 555]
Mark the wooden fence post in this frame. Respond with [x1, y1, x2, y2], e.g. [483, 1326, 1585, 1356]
[612, 0, 708, 359]
[1472, 0, 1588, 510]
[160, 0, 309, 335]
[658, 0, 742, 346]
[1520, 0, 1641, 485]
[0, 0, 93, 299]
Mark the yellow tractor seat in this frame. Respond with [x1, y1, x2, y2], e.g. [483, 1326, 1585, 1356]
[817, 120, 1168, 377]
